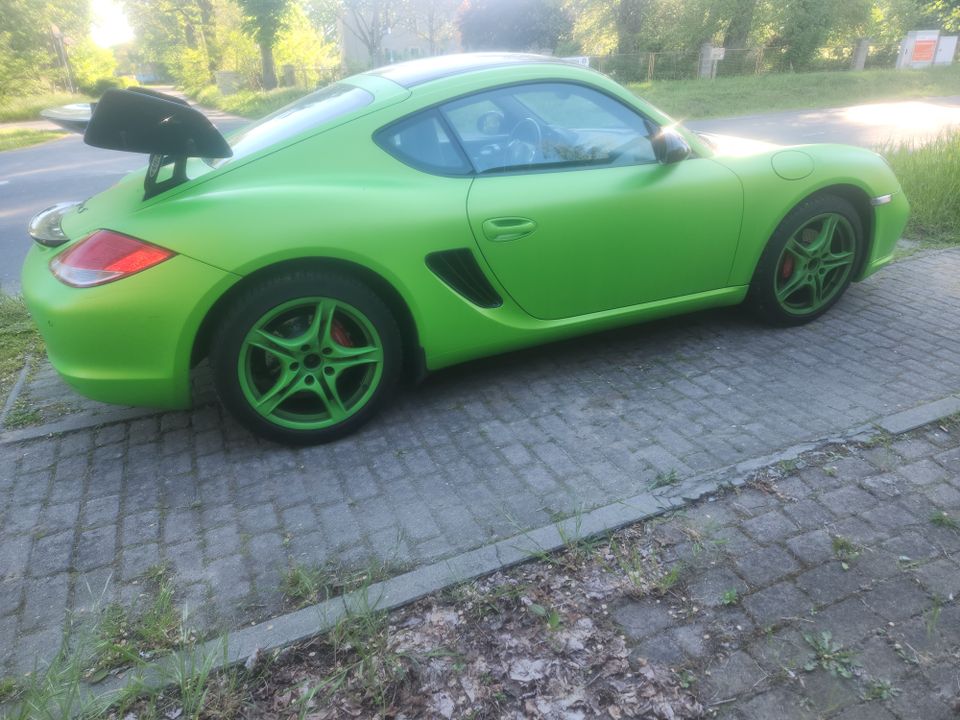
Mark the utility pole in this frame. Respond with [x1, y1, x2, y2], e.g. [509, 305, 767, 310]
[50, 24, 76, 93]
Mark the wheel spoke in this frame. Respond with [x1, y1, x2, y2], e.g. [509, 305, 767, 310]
[785, 236, 813, 260]
[811, 215, 840, 255]
[820, 249, 854, 273]
[314, 372, 347, 421]
[810, 272, 826, 306]
[776, 269, 809, 303]
[327, 344, 383, 371]
[248, 329, 298, 363]
[255, 371, 302, 416]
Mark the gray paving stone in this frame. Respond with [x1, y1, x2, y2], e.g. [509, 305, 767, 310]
[614, 600, 677, 640]
[786, 528, 835, 566]
[742, 582, 812, 627]
[733, 545, 801, 587]
[864, 576, 933, 622]
[741, 510, 799, 544]
[795, 563, 870, 607]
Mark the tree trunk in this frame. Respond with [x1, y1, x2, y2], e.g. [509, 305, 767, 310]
[260, 39, 277, 89]
[616, 0, 645, 55]
[722, 0, 757, 48]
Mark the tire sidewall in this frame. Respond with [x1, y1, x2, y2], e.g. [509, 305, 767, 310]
[750, 194, 864, 326]
[211, 271, 402, 445]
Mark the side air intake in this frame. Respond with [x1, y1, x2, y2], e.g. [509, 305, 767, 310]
[426, 249, 503, 308]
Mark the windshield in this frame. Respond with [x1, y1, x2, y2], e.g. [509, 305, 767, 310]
[210, 83, 374, 167]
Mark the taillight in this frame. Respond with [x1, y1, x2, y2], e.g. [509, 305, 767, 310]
[50, 230, 175, 287]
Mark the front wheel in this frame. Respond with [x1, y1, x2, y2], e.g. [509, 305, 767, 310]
[211, 271, 401, 445]
[749, 194, 863, 326]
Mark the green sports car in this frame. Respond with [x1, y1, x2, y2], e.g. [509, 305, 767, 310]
[23, 53, 910, 444]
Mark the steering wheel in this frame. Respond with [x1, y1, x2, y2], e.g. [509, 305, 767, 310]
[507, 117, 542, 165]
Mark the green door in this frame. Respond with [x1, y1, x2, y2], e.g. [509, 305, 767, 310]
[440, 81, 743, 320]
[467, 159, 743, 319]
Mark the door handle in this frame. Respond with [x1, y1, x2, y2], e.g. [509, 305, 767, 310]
[482, 217, 538, 242]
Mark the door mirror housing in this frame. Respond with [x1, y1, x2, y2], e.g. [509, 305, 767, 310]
[653, 128, 692, 164]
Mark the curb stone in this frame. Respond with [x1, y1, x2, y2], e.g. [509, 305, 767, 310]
[64, 394, 960, 712]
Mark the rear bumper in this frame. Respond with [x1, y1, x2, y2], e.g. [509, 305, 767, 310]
[21, 242, 236, 409]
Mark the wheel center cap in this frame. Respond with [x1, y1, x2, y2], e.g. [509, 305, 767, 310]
[304, 354, 322, 369]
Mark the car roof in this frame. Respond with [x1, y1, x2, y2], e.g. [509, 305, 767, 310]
[364, 52, 573, 89]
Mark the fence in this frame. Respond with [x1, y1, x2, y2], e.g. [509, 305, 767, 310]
[588, 42, 906, 83]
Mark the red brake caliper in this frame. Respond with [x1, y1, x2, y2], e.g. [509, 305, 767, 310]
[780, 255, 795, 280]
[330, 318, 355, 347]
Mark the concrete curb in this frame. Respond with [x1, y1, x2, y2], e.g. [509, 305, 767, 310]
[67, 393, 960, 711]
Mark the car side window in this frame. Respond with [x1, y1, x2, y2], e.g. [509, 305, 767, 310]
[374, 110, 472, 175]
[440, 82, 659, 174]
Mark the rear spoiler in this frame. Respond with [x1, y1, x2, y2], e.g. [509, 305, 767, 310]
[83, 87, 233, 199]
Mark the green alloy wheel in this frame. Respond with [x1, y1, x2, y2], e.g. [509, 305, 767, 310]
[211, 271, 401, 444]
[750, 195, 863, 326]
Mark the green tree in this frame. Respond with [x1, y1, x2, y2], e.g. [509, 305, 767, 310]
[235, 0, 292, 88]
[0, 0, 89, 97]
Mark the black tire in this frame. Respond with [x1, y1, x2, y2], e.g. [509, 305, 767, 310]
[748, 194, 864, 327]
[210, 270, 402, 445]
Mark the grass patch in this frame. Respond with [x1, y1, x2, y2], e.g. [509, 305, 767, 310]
[930, 510, 960, 532]
[880, 130, 960, 244]
[0, 128, 66, 152]
[0, 295, 44, 410]
[193, 85, 309, 119]
[649, 469, 680, 490]
[0, 92, 92, 122]
[632, 64, 960, 120]
[86, 564, 182, 680]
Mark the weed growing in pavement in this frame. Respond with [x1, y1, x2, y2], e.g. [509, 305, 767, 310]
[0, 678, 19, 703]
[862, 677, 901, 701]
[555, 507, 605, 565]
[87, 564, 181, 679]
[803, 631, 860, 678]
[776, 458, 798, 475]
[676, 669, 696, 689]
[720, 589, 740, 606]
[527, 602, 563, 631]
[281, 563, 331, 608]
[649, 469, 680, 490]
[930, 511, 960, 532]
[655, 564, 684, 593]
[831, 536, 861, 570]
[280, 558, 405, 609]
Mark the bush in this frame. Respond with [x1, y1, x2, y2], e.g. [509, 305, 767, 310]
[70, 38, 118, 96]
[881, 131, 960, 243]
[192, 86, 310, 119]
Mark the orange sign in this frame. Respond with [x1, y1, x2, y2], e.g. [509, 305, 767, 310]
[914, 39, 937, 62]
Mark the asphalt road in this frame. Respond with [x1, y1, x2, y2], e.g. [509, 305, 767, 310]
[2, 94, 960, 294]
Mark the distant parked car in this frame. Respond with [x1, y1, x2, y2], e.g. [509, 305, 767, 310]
[23, 54, 909, 444]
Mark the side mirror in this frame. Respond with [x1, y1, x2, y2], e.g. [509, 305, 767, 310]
[652, 129, 692, 164]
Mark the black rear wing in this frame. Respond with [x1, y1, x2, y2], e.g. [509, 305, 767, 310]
[83, 88, 232, 199]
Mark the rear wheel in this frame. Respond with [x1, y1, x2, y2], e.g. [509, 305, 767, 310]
[211, 271, 401, 445]
[749, 195, 863, 326]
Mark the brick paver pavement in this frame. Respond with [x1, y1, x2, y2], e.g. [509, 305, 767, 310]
[2, 247, 960, 675]
[616, 418, 960, 719]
